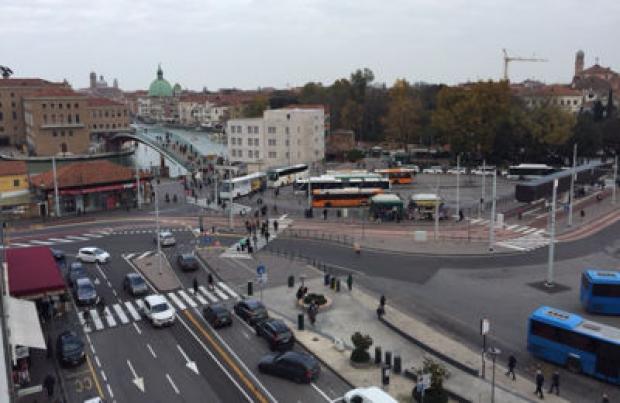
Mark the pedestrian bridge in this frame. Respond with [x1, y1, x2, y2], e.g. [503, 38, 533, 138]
[111, 132, 192, 173]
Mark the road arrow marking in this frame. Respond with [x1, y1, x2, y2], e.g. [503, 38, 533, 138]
[177, 344, 199, 375]
[126, 359, 144, 392]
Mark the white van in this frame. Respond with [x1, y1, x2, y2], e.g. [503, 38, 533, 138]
[343, 386, 398, 403]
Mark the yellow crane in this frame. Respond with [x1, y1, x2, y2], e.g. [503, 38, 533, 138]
[502, 49, 547, 81]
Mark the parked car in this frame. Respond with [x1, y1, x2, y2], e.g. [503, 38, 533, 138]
[446, 167, 466, 175]
[255, 319, 295, 351]
[422, 166, 443, 174]
[56, 331, 86, 367]
[67, 262, 88, 288]
[123, 273, 148, 296]
[74, 277, 98, 306]
[142, 294, 176, 327]
[177, 254, 199, 271]
[234, 298, 268, 325]
[154, 230, 176, 247]
[203, 303, 233, 328]
[344, 386, 398, 403]
[50, 248, 65, 261]
[77, 247, 110, 264]
[258, 351, 320, 383]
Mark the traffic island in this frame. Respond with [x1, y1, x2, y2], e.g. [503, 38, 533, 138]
[132, 251, 182, 292]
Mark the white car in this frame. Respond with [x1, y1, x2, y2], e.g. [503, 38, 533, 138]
[446, 167, 466, 175]
[154, 230, 176, 247]
[344, 386, 398, 403]
[77, 247, 110, 264]
[142, 294, 176, 327]
[422, 166, 443, 174]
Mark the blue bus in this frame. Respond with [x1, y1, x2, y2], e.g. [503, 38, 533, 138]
[527, 306, 620, 384]
[580, 270, 620, 315]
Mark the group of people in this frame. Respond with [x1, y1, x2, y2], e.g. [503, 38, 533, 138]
[295, 286, 319, 325]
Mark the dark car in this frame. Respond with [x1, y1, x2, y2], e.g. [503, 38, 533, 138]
[67, 262, 87, 288]
[234, 298, 268, 325]
[255, 319, 295, 351]
[177, 254, 199, 271]
[74, 277, 98, 306]
[50, 248, 65, 261]
[258, 351, 320, 383]
[123, 273, 148, 296]
[57, 331, 86, 367]
[203, 303, 232, 328]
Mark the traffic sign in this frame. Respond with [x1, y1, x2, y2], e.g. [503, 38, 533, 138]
[257, 265, 266, 275]
[257, 274, 268, 285]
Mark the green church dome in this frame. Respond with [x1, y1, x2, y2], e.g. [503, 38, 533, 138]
[148, 64, 173, 97]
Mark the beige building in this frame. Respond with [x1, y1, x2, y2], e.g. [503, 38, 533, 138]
[87, 97, 131, 136]
[178, 95, 228, 126]
[23, 88, 90, 156]
[513, 82, 583, 113]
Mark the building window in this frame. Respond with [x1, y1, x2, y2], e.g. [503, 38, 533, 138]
[52, 131, 57, 137]
[247, 138, 252, 146]
[254, 138, 259, 146]
[66, 103, 71, 109]
[50, 104, 54, 109]
[238, 150, 243, 157]
[232, 149, 236, 157]
[93, 124, 97, 129]
[285, 127, 289, 134]
[255, 151, 259, 159]
[13, 179, 19, 187]
[248, 150, 253, 158]
[254, 126, 259, 133]
[0, 112, 3, 121]
[268, 151, 277, 158]
[105, 111, 109, 117]
[12, 112, 17, 120]
[285, 139, 289, 146]
[51, 114, 56, 123]
[69, 130, 73, 136]
[67, 114, 72, 123]
[42, 104, 46, 109]
[286, 152, 289, 159]
[75, 114, 80, 123]
[268, 139, 276, 146]
[10, 93, 14, 98]
[74, 103, 78, 108]
[61, 130, 66, 136]
[267, 126, 276, 134]
[58, 103, 62, 109]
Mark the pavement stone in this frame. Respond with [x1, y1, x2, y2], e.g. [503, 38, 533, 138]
[131, 251, 182, 291]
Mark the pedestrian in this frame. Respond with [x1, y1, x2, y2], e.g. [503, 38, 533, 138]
[505, 354, 516, 380]
[580, 209, 585, 219]
[534, 369, 544, 399]
[207, 273, 214, 291]
[458, 209, 464, 222]
[380, 295, 386, 310]
[96, 297, 105, 316]
[273, 219, 279, 233]
[83, 309, 91, 325]
[193, 278, 199, 294]
[323, 209, 328, 220]
[252, 234, 258, 247]
[548, 370, 559, 395]
[43, 373, 55, 397]
[302, 286, 308, 297]
[296, 286, 304, 301]
[601, 393, 609, 403]
[346, 274, 353, 291]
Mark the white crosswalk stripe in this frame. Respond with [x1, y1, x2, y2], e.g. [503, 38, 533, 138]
[48, 237, 73, 243]
[167, 292, 186, 310]
[178, 290, 197, 308]
[112, 303, 130, 324]
[496, 233, 550, 252]
[199, 286, 218, 303]
[213, 286, 229, 300]
[124, 301, 141, 321]
[28, 240, 55, 245]
[505, 224, 519, 230]
[513, 226, 531, 233]
[90, 309, 105, 331]
[522, 227, 538, 234]
[10, 243, 33, 248]
[194, 293, 207, 305]
[218, 282, 239, 299]
[103, 306, 117, 327]
[83, 233, 103, 238]
[66, 235, 90, 241]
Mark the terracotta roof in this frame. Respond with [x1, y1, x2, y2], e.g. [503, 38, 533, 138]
[179, 94, 210, 103]
[31, 160, 148, 189]
[0, 161, 27, 176]
[86, 97, 123, 107]
[519, 84, 581, 97]
[582, 64, 618, 76]
[27, 87, 85, 98]
[0, 78, 55, 87]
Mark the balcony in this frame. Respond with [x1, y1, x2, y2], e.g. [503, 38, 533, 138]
[41, 123, 85, 129]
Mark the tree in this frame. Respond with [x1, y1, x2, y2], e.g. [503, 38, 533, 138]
[340, 99, 364, 140]
[526, 104, 575, 150]
[350, 68, 374, 103]
[299, 82, 328, 105]
[350, 332, 373, 363]
[383, 79, 423, 147]
[327, 78, 352, 131]
[242, 95, 268, 118]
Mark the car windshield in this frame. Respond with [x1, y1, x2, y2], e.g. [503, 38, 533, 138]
[182, 255, 196, 262]
[151, 303, 169, 313]
[130, 276, 145, 286]
[78, 282, 95, 292]
[62, 336, 83, 352]
[94, 249, 105, 255]
[71, 267, 86, 277]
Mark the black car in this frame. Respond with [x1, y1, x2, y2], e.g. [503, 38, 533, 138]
[123, 273, 148, 296]
[50, 248, 65, 261]
[74, 277, 98, 306]
[255, 319, 295, 351]
[177, 254, 199, 271]
[203, 303, 232, 328]
[234, 298, 268, 325]
[67, 262, 87, 288]
[57, 331, 86, 367]
[258, 351, 320, 383]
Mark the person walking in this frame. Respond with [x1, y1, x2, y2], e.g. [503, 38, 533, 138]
[548, 370, 559, 395]
[380, 295, 386, 310]
[323, 209, 328, 220]
[534, 369, 544, 399]
[601, 393, 609, 403]
[273, 220, 279, 233]
[207, 273, 214, 291]
[43, 373, 55, 398]
[193, 278, 199, 295]
[505, 355, 517, 380]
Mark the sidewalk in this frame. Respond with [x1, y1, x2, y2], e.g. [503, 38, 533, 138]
[261, 276, 568, 403]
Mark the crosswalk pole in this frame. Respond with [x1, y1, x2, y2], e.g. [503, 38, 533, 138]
[546, 179, 558, 287]
[489, 170, 497, 252]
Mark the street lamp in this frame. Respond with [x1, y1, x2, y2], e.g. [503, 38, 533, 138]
[486, 346, 501, 403]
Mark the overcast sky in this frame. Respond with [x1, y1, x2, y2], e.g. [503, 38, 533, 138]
[1, 0, 619, 91]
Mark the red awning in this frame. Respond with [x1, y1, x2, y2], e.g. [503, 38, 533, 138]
[7, 247, 66, 298]
[59, 182, 137, 196]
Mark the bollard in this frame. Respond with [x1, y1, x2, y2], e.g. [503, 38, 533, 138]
[375, 346, 382, 365]
[324, 273, 330, 286]
[347, 274, 353, 291]
[381, 364, 390, 386]
[394, 355, 401, 374]
[298, 313, 304, 331]
[247, 281, 253, 296]
[330, 277, 336, 290]
[385, 351, 392, 368]
[336, 279, 341, 292]
[287, 275, 294, 288]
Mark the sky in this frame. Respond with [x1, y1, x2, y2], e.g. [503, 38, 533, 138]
[1, 0, 619, 91]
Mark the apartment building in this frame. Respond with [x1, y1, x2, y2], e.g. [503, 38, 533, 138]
[86, 97, 131, 139]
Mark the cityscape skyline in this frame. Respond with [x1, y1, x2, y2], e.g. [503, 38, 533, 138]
[2, 0, 619, 91]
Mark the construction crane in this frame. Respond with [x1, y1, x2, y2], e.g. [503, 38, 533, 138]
[502, 49, 547, 81]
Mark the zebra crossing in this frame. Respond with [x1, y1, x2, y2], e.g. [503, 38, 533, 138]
[3, 229, 113, 249]
[495, 231, 551, 252]
[221, 214, 293, 259]
[78, 281, 240, 333]
[112, 227, 192, 236]
[468, 218, 548, 236]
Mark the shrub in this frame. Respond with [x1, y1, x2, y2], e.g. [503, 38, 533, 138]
[346, 149, 365, 162]
[303, 293, 327, 306]
[412, 358, 449, 403]
[350, 332, 373, 363]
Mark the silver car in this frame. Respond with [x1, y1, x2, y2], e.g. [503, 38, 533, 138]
[154, 231, 176, 247]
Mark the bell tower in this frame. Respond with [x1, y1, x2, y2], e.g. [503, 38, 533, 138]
[575, 50, 584, 78]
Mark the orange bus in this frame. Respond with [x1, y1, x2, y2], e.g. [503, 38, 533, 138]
[312, 188, 384, 208]
[375, 168, 416, 184]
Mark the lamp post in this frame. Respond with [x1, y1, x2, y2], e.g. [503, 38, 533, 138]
[478, 159, 486, 219]
[489, 169, 497, 252]
[546, 179, 559, 287]
[154, 182, 162, 276]
[52, 157, 61, 217]
[613, 154, 618, 205]
[486, 347, 501, 403]
[456, 154, 461, 220]
[568, 144, 577, 227]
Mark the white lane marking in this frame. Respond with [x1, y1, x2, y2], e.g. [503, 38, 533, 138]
[112, 303, 129, 324]
[48, 237, 73, 243]
[124, 253, 136, 260]
[535, 229, 547, 235]
[135, 299, 145, 310]
[147, 344, 157, 359]
[10, 243, 32, 248]
[505, 224, 518, 230]
[29, 240, 55, 245]
[132, 322, 142, 335]
[213, 286, 229, 300]
[82, 233, 103, 238]
[125, 301, 142, 321]
[136, 251, 152, 260]
[65, 235, 90, 241]
[199, 286, 218, 303]
[106, 384, 114, 399]
[167, 292, 187, 310]
[522, 227, 538, 234]
[95, 355, 101, 368]
[194, 293, 207, 305]
[166, 374, 180, 394]
[514, 226, 531, 233]
[470, 218, 482, 224]
[90, 309, 104, 331]
[95, 263, 108, 281]
[100, 370, 107, 382]
[103, 306, 117, 327]
[311, 383, 334, 402]
[217, 282, 240, 299]
[495, 242, 529, 251]
[178, 290, 198, 308]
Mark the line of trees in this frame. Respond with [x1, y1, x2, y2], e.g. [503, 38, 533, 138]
[242, 68, 619, 164]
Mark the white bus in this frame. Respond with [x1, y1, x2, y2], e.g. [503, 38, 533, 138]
[293, 174, 391, 194]
[219, 172, 267, 200]
[506, 163, 555, 180]
[471, 165, 496, 176]
[267, 164, 309, 188]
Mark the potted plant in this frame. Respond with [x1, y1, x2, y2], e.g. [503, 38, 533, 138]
[349, 332, 373, 367]
[412, 358, 449, 403]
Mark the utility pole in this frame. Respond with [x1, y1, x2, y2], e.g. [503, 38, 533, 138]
[434, 176, 440, 240]
[214, 173, 218, 208]
[135, 165, 142, 209]
[307, 178, 312, 210]
[52, 157, 60, 217]
[613, 155, 618, 205]
[155, 183, 162, 275]
[489, 169, 497, 252]
[479, 159, 486, 219]
[568, 144, 577, 227]
[456, 154, 461, 220]
[546, 179, 558, 287]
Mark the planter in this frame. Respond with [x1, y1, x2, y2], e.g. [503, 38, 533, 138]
[296, 296, 333, 312]
[349, 359, 373, 369]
